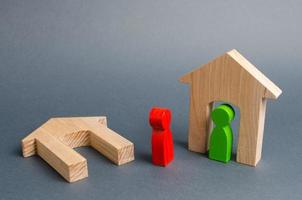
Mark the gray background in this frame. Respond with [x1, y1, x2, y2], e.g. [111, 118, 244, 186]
[0, 0, 301, 199]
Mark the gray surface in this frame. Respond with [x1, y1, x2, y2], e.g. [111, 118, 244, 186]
[0, 0, 301, 199]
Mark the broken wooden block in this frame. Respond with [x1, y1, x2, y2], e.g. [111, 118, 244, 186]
[22, 116, 134, 183]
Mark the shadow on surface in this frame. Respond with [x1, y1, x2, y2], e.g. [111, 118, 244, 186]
[11, 146, 23, 157]
[25, 156, 68, 183]
[174, 140, 187, 149]
[174, 139, 209, 158]
[136, 151, 151, 164]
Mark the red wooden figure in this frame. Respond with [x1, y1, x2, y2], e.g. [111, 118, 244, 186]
[149, 107, 174, 166]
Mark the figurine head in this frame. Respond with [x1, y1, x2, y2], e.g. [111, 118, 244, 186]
[149, 107, 171, 131]
[211, 104, 235, 126]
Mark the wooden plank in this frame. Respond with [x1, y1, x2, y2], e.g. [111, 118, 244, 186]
[36, 133, 88, 182]
[90, 126, 134, 165]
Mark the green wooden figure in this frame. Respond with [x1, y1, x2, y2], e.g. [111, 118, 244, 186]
[209, 104, 235, 163]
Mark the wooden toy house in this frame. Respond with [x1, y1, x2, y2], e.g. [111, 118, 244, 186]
[179, 49, 282, 166]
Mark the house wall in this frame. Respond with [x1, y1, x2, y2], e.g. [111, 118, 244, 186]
[187, 53, 267, 166]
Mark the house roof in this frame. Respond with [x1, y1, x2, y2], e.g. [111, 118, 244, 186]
[179, 49, 282, 100]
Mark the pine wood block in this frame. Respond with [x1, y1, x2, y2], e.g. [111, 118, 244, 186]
[179, 49, 282, 166]
[22, 116, 134, 182]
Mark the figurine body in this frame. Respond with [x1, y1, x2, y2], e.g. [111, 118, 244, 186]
[149, 107, 174, 166]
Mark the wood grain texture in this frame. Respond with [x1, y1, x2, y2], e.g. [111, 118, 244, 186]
[22, 116, 134, 182]
[179, 49, 282, 166]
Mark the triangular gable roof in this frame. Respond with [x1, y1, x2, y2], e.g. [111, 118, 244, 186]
[179, 49, 282, 100]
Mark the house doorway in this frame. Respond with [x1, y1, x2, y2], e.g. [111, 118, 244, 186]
[207, 101, 240, 161]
